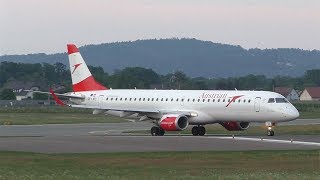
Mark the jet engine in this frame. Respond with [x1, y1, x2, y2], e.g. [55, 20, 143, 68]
[220, 121, 250, 131]
[159, 114, 189, 131]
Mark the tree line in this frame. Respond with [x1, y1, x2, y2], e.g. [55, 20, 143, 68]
[0, 61, 320, 100]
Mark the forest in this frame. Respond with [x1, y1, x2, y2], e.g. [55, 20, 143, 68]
[0, 61, 320, 100]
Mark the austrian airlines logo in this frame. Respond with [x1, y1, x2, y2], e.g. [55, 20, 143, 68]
[225, 95, 243, 107]
[72, 63, 82, 74]
[200, 92, 244, 107]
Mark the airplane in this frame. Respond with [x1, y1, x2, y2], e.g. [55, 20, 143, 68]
[31, 44, 300, 136]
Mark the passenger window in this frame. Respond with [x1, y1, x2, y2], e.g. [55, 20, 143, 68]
[171, 98, 174, 101]
[111, 98, 113, 101]
[115, 98, 118, 101]
[228, 99, 230, 102]
[147, 98, 150, 101]
[120, 98, 122, 101]
[176, 98, 179, 101]
[202, 99, 205, 102]
[198, 99, 200, 102]
[106, 98, 108, 100]
[218, 99, 220, 102]
[213, 99, 215, 102]
[143, 98, 145, 101]
[223, 99, 225, 102]
[243, 99, 246, 103]
[134, 98, 136, 101]
[207, 99, 210, 102]
[238, 99, 241, 103]
[187, 99, 190, 102]
[193, 99, 195, 102]
[151, 98, 154, 101]
[181, 99, 184, 102]
[248, 100, 251, 103]
[156, 98, 158, 101]
[161, 98, 163, 101]
[268, 98, 275, 103]
[166, 98, 168, 101]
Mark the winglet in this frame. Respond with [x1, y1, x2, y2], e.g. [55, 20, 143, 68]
[50, 88, 66, 106]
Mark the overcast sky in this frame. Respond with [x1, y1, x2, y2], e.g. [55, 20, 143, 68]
[1, 0, 320, 55]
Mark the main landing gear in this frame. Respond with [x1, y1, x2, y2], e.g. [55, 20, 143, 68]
[266, 122, 275, 136]
[150, 126, 165, 136]
[192, 126, 206, 136]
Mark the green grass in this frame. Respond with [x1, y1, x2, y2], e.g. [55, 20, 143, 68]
[0, 113, 125, 125]
[0, 150, 318, 180]
[299, 111, 320, 119]
[128, 124, 320, 135]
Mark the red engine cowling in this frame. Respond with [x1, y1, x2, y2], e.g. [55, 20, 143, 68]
[159, 114, 189, 131]
[220, 121, 250, 131]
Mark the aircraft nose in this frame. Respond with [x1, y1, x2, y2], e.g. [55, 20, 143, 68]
[284, 106, 300, 120]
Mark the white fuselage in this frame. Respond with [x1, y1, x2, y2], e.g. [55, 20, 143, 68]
[70, 89, 299, 125]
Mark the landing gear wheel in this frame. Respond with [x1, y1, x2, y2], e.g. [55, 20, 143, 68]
[151, 126, 165, 136]
[198, 126, 206, 136]
[192, 126, 199, 136]
[151, 126, 159, 136]
[159, 128, 165, 136]
[267, 130, 274, 136]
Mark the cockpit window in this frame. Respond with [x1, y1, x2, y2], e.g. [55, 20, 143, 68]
[268, 98, 275, 103]
[275, 98, 289, 103]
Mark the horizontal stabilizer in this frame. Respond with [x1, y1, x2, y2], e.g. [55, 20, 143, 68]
[24, 90, 85, 99]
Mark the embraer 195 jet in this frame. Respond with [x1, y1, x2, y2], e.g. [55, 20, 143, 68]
[36, 44, 300, 136]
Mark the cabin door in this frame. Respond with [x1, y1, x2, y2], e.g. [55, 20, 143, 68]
[254, 97, 261, 112]
[99, 95, 104, 108]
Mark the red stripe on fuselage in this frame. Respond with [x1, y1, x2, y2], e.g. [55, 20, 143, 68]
[73, 76, 108, 92]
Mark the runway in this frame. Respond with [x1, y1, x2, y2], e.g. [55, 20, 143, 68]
[0, 119, 319, 153]
[0, 135, 318, 153]
[0, 119, 319, 137]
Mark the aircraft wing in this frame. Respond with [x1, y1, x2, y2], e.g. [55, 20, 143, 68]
[71, 104, 160, 113]
[71, 104, 195, 117]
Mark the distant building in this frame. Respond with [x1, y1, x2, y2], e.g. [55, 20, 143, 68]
[300, 87, 320, 101]
[4, 80, 41, 100]
[274, 87, 299, 101]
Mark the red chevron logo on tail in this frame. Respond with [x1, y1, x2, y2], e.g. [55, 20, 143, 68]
[72, 63, 82, 74]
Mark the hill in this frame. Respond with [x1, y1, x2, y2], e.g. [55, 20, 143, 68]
[1, 38, 320, 77]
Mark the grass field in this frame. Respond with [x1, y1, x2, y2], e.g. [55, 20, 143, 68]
[127, 124, 320, 135]
[0, 113, 125, 125]
[0, 150, 318, 180]
[0, 107, 126, 125]
[299, 112, 320, 119]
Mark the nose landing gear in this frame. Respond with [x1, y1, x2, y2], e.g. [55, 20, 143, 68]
[266, 122, 275, 136]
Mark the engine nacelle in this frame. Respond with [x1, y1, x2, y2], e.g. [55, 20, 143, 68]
[220, 121, 250, 131]
[159, 114, 189, 131]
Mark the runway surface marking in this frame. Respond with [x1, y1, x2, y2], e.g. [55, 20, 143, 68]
[210, 136, 320, 147]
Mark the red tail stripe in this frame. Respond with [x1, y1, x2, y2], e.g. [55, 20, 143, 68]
[67, 44, 79, 54]
[73, 76, 108, 92]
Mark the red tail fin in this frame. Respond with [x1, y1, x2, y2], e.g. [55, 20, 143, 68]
[67, 44, 108, 92]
